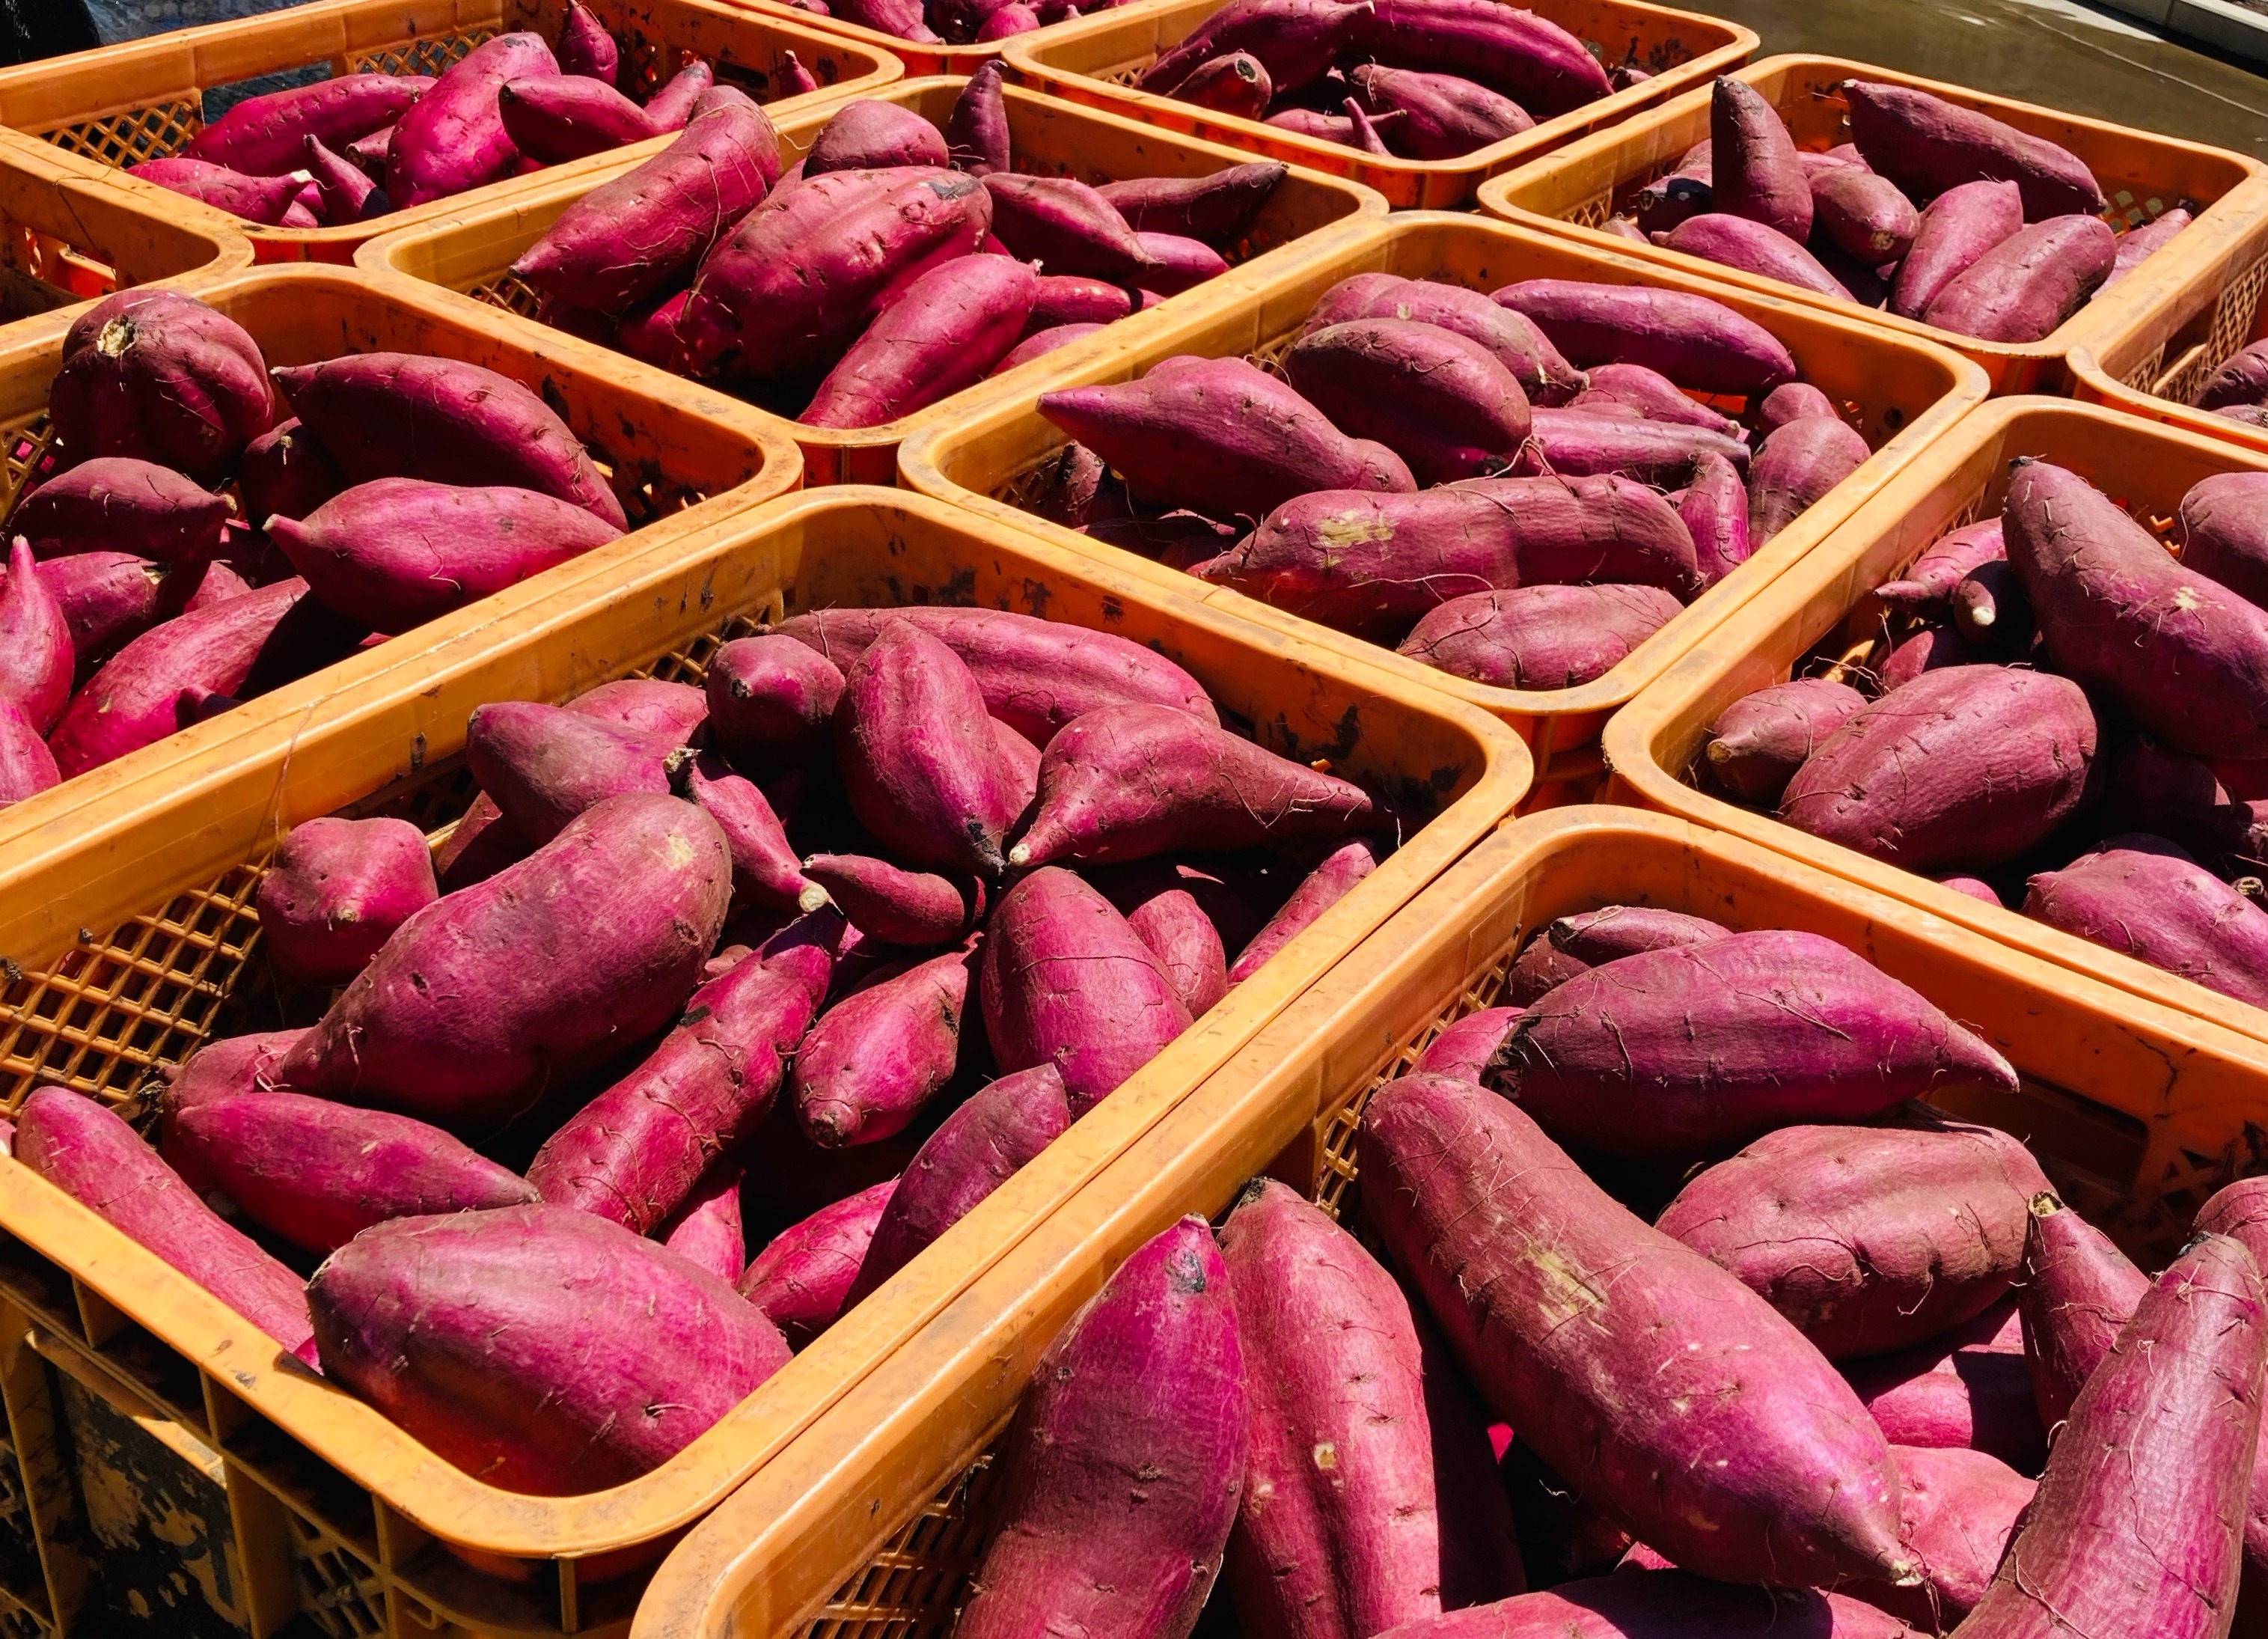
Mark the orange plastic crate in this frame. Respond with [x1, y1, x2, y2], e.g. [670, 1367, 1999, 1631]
[704, 0, 1175, 78]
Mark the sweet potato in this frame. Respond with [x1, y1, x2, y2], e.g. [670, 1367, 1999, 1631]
[705, 635, 843, 772]
[1354, 0, 1608, 114]
[979, 867, 1191, 1113]
[0, 702, 56, 805]
[791, 948, 972, 1147]
[982, 172, 1153, 281]
[1140, 0, 1371, 97]
[1410, 1006, 1522, 1081]
[311, 1203, 789, 1492]
[1844, 79, 2103, 221]
[2008, 458, 2268, 755]
[385, 31, 560, 207]
[1547, 905, 1727, 962]
[801, 255, 1036, 428]
[1221, 1179, 1521, 1637]
[129, 156, 303, 224]
[30, 552, 180, 677]
[160, 1029, 306, 1123]
[1948, 558, 2035, 661]
[510, 94, 778, 315]
[49, 290, 272, 483]
[806, 100, 950, 174]
[272, 352, 623, 529]
[2201, 339, 2268, 411]
[497, 74, 655, 164]
[184, 73, 428, 176]
[1877, 518, 2006, 609]
[657, 1165, 744, 1284]
[2019, 1191, 2148, 1431]
[2177, 471, 2268, 609]
[681, 165, 991, 381]
[2023, 834, 2268, 1010]
[1284, 317, 1531, 484]
[1194, 477, 1698, 638]
[1703, 676, 1867, 803]
[1226, 839, 1377, 986]
[1369, 1572, 1917, 1637]
[1522, 406, 1749, 486]
[801, 854, 976, 948]
[1961, 1233, 2265, 1637]
[1037, 355, 1414, 520]
[1098, 162, 1285, 248]
[1878, 611, 1980, 689]
[0, 538, 70, 735]
[1656, 213, 1850, 301]
[1485, 929, 2017, 1162]
[958, 1215, 1245, 1639]
[1710, 76, 1811, 239]
[1028, 276, 1138, 329]
[941, 62, 1009, 174]
[772, 605, 1216, 745]
[673, 753, 808, 913]
[846, 1062, 1069, 1304]
[1396, 584, 1682, 689]
[1506, 933, 1589, 1004]
[1747, 413, 1871, 542]
[993, 323, 1105, 376]
[1351, 64, 1532, 159]
[555, 1, 616, 83]
[236, 420, 346, 531]
[2191, 1179, 2268, 1620]
[1847, 1446, 2035, 1630]
[1131, 231, 1229, 297]
[1363, 1072, 1911, 1586]
[1171, 52, 1274, 117]
[1812, 165, 1919, 263]
[254, 815, 438, 987]
[1759, 380, 1839, 433]
[1088, 861, 1232, 1017]
[1922, 215, 2115, 343]
[278, 793, 730, 1132]
[738, 1177, 896, 1346]
[1779, 665, 2098, 873]
[1315, 277, 1586, 405]
[1571, 361, 1739, 435]
[1843, 1304, 2045, 1474]
[1680, 451, 1752, 587]
[1889, 179, 2024, 322]
[13, 457, 233, 567]
[16, 1086, 318, 1364]
[465, 698, 681, 844]
[641, 58, 715, 128]
[1657, 1122, 2042, 1359]
[1491, 280, 1797, 394]
[976, 6, 1037, 40]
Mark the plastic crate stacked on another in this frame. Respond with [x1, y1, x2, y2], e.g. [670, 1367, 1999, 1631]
[998, 0, 1757, 209]
[897, 211, 1988, 781]
[2068, 281, 2268, 456]
[360, 76, 1389, 486]
[628, 802, 2268, 1639]
[0, 0, 897, 268]
[0, 486, 1529, 1639]
[1476, 55, 2268, 396]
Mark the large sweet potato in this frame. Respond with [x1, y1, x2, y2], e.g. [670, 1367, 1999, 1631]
[184, 73, 428, 176]
[1396, 584, 1682, 689]
[1354, 1572, 1915, 1637]
[1140, 0, 1371, 97]
[1843, 79, 2104, 221]
[1747, 415, 1871, 542]
[1889, 178, 2024, 322]
[801, 255, 1036, 429]
[13, 457, 233, 567]
[1710, 76, 1811, 240]
[1921, 216, 2115, 343]
[2177, 471, 2268, 610]
[1489, 281, 1797, 394]
[386, 33, 561, 208]
[1703, 677, 1867, 804]
[2025, 835, 2268, 1009]
[49, 290, 272, 483]
[1353, 0, 1608, 114]
[1284, 317, 1532, 485]
[739, 1177, 896, 1346]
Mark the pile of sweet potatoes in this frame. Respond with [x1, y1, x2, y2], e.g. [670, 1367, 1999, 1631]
[2197, 339, 2268, 431]
[10, 605, 1401, 1492]
[1611, 75, 2178, 346]
[0, 288, 632, 806]
[505, 76, 1283, 428]
[1126, 0, 1651, 161]
[1023, 270, 1871, 691]
[1699, 459, 2268, 1019]
[125, 3, 785, 228]
[947, 909, 2268, 1639]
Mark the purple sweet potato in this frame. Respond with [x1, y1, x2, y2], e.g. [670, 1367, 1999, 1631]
[1747, 413, 1871, 542]
[1483, 929, 2018, 1162]
[1397, 584, 1682, 689]
[835, 623, 1025, 876]
[845, 1062, 1069, 1304]
[771, 605, 1216, 745]
[1779, 665, 2099, 873]
[16, 1086, 317, 1364]
[525, 909, 838, 1230]
[2018, 1191, 2148, 1431]
[1221, 1179, 1523, 1637]
[1710, 76, 1811, 239]
[1889, 178, 2024, 322]
[957, 1215, 1246, 1639]
[277, 793, 731, 1132]
[738, 1177, 896, 1346]
[806, 102, 950, 177]
[1354, 0, 1608, 114]
[238, 419, 346, 526]
[1491, 279, 1797, 394]
[643, 58, 715, 127]
[1703, 676, 1867, 803]
[1522, 406, 1749, 486]
[657, 1165, 744, 1285]
[1363, 1072, 1911, 1587]
[1877, 612, 1987, 687]
[981, 172, 1153, 281]
[1571, 361, 1740, 435]
[1351, 64, 1532, 159]
[979, 867, 1192, 1113]
[1843, 1304, 2046, 1474]
[1195, 477, 1698, 638]
[266, 479, 620, 633]
[1657, 213, 1849, 302]
[1847, 1446, 2035, 1629]
[1173, 52, 1274, 116]
[0, 702, 56, 805]
[1027, 275, 1138, 330]
[1948, 558, 2034, 661]
[1506, 933, 1589, 1004]
[1226, 838, 1377, 985]
[310, 1203, 789, 1492]
[1283, 317, 1531, 485]
[295, 135, 380, 224]
[1140, 0, 1371, 97]
[1922, 215, 2115, 343]
[0, 538, 70, 734]
[13, 457, 233, 565]
[183, 73, 429, 176]
[1410, 1005, 1523, 1080]
[2023, 834, 2268, 1009]
[2201, 339, 2268, 411]
[1657, 1122, 2043, 1359]
[680, 167, 991, 381]
[1037, 355, 1414, 520]
[497, 73, 656, 164]
[272, 352, 623, 529]
[46, 576, 308, 778]
[1011, 703, 1371, 867]
[49, 290, 272, 483]
[129, 156, 302, 224]
[1099, 162, 1285, 247]
[164, 1087, 536, 1253]
[791, 947, 972, 1147]
[464, 699, 676, 843]
[160, 1028, 307, 1120]
[1960, 1233, 2265, 1638]
[801, 854, 976, 947]
[2009, 459, 2268, 755]
[510, 94, 779, 315]
[254, 815, 438, 987]
[2178, 471, 2268, 609]
[1089, 861, 1232, 1017]
[1547, 905, 1728, 962]
[1876, 516, 2006, 609]
[1681, 451, 1752, 587]
[556, 1, 617, 83]
[673, 753, 808, 912]
[703, 633, 843, 769]
[1131, 231, 1229, 296]
[386, 32, 561, 208]
[2192, 1179, 2268, 1617]
[944, 62, 1010, 174]
[1321, 277, 1586, 404]
[1844, 79, 2104, 222]
[993, 323, 1106, 375]
[1812, 165, 1919, 263]
[801, 254, 1036, 428]
[977, 7, 1038, 41]
[1760, 380, 1839, 432]
[1361, 1572, 1915, 1637]
[31, 552, 183, 677]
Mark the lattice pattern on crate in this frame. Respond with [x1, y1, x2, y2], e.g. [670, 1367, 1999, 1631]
[804, 1451, 1003, 1639]
[349, 32, 489, 81]
[465, 272, 545, 322]
[41, 100, 201, 169]
[2, 417, 55, 518]
[287, 1512, 388, 1639]
[2152, 252, 2268, 408]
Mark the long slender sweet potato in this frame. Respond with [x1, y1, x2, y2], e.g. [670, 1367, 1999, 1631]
[1703, 677, 1867, 803]
[801, 256, 1036, 429]
[958, 1216, 1246, 1639]
[310, 1203, 790, 1492]
[497, 74, 656, 164]
[1779, 665, 2097, 873]
[846, 1063, 1069, 1304]
[1318, 277, 1585, 404]
[184, 73, 429, 176]
[1846, 1446, 2035, 1630]
[791, 948, 972, 1147]
[2177, 471, 2268, 609]
[1354, 0, 1608, 113]
[1285, 318, 1531, 485]
[1484, 929, 2018, 1162]
[13, 457, 233, 567]
[272, 352, 623, 528]
[16, 1086, 317, 1364]
[1572, 361, 1740, 434]
[1363, 1072, 1911, 1587]
[1396, 584, 1682, 689]
[526, 910, 839, 1230]
[278, 793, 731, 1132]
[1711, 76, 1811, 239]
[387, 33, 561, 208]
[1887, 178, 2025, 321]
[254, 815, 438, 987]
[1747, 414, 1871, 541]
[1098, 162, 1286, 245]
[1877, 518, 2006, 609]
[642, 59, 715, 126]
[2019, 1191, 2148, 1431]
[1922, 215, 2115, 343]
[1657, 1122, 2043, 1359]
[1139, 0, 1372, 97]
[1547, 905, 1727, 962]
[1490, 281, 1797, 394]
[800, 854, 976, 947]
[1843, 79, 2104, 221]
[49, 291, 272, 483]
[1351, 64, 1532, 159]
[1522, 406, 1749, 486]
[1226, 839, 1377, 985]
[129, 156, 303, 224]
[657, 1165, 744, 1285]
[738, 1178, 896, 1346]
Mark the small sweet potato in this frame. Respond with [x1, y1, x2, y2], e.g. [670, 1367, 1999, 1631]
[1171, 52, 1274, 117]
[1841, 1303, 2046, 1474]
[791, 948, 972, 1147]
[2201, 338, 2268, 411]
[49, 290, 272, 484]
[2019, 1191, 2148, 1431]
[1490, 280, 1797, 394]
[1657, 212, 1849, 302]
[1748, 413, 1871, 542]
[497, 74, 656, 164]
[254, 815, 438, 987]
[1396, 584, 1683, 689]
[1547, 905, 1727, 962]
[1876, 619, 1984, 689]
[1703, 676, 1867, 804]
[1090, 861, 1232, 1017]
[801, 854, 976, 947]
[2023, 834, 2268, 1010]
[1847, 1446, 2035, 1629]
[944, 63, 1010, 174]
[657, 1165, 744, 1286]
[1843, 78, 2105, 221]
[738, 1177, 896, 1346]
[801, 255, 1036, 429]
[1922, 215, 2115, 343]
[13, 457, 233, 566]
[642, 58, 715, 127]
[1759, 380, 1839, 433]
[238, 419, 345, 527]
[1410, 1005, 1523, 1080]
[0, 538, 70, 734]
[556, 1, 617, 83]
[703, 633, 843, 769]
[1571, 361, 1739, 434]
[1876, 517, 2006, 610]
[1710, 76, 1811, 240]
[1226, 838, 1377, 985]
[1889, 178, 2024, 322]
[806, 100, 950, 174]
